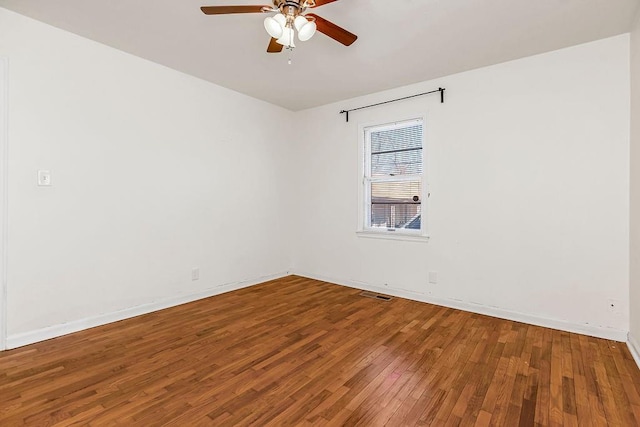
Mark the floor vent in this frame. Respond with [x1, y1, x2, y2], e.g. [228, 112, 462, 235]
[359, 291, 393, 301]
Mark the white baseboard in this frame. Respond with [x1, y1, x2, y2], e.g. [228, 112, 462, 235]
[292, 271, 628, 342]
[628, 333, 640, 369]
[6, 271, 289, 349]
[6, 270, 630, 350]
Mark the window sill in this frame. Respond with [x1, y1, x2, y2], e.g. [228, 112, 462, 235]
[356, 230, 430, 242]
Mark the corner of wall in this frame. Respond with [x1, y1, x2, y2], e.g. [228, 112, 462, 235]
[630, 1, 640, 351]
[0, 57, 7, 351]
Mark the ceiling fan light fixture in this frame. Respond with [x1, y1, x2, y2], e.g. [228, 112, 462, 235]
[297, 21, 316, 41]
[273, 13, 286, 27]
[294, 15, 309, 32]
[264, 16, 283, 38]
[264, 13, 286, 38]
[276, 27, 296, 48]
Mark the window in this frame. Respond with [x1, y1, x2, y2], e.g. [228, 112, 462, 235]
[361, 118, 426, 237]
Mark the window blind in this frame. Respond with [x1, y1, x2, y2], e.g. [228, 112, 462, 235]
[370, 124, 423, 177]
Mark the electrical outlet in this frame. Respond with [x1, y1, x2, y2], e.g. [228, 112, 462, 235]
[191, 267, 200, 281]
[428, 271, 438, 284]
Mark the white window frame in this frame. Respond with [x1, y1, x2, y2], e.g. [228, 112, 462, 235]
[357, 115, 429, 241]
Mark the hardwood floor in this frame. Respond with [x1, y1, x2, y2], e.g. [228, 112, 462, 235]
[1, 275, 639, 426]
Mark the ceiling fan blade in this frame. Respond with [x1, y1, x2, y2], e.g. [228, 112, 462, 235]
[200, 5, 269, 15]
[267, 37, 284, 53]
[310, 0, 339, 7]
[306, 14, 357, 46]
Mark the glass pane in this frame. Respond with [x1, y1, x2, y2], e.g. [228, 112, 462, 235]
[370, 124, 423, 177]
[370, 180, 421, 229]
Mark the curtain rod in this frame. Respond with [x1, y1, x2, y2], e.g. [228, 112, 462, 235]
[339, 87, 445, 122]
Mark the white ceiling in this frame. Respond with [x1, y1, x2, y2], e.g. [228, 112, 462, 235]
[1, 0, 638, 110]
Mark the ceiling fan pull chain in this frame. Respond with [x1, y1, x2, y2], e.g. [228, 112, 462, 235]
[287, 43, 295, 64]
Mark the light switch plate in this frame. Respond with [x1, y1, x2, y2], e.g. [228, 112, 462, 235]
[37, 170, 51, 186]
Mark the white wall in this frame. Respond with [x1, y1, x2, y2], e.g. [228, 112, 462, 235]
[0, 8, 294, 344]
[292, 35, 631, 340]
[630, 11, 640, 353]
[0, 7, 633, 348]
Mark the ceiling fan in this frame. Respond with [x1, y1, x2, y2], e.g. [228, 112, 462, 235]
[200, 0, 357, 53]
